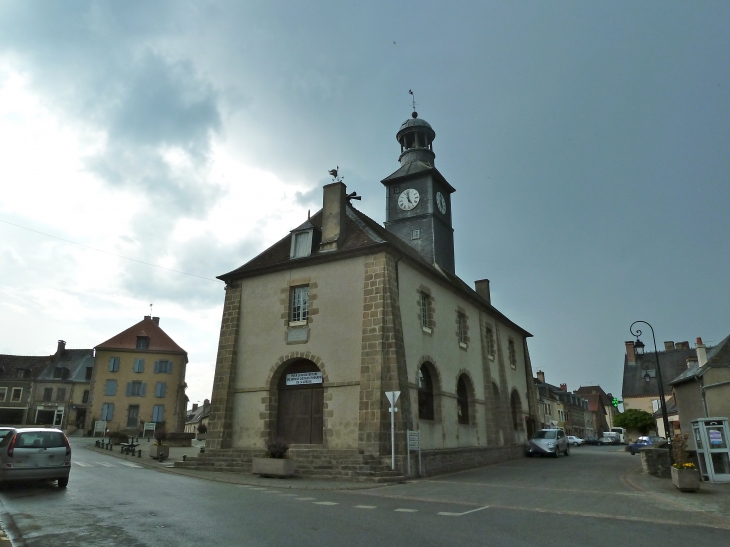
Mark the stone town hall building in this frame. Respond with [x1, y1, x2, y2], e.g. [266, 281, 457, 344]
[197, 112, 539, 478]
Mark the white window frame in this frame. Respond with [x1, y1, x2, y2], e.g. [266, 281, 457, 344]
[508, 339, 517, 370]
[290, 230, 313, 259]
[457, 312, 467, 346]
[486, 327, 495, 359]
[420, 292, 431, 332]
[290, 286, 310, 324]
[10, 387, 22, 402]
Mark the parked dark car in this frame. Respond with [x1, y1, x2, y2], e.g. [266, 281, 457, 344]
[584, 436, 600, 445]
[629, 436, 666, 455]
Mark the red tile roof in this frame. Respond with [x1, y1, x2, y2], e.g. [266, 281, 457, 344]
[96, 316, 186, 355]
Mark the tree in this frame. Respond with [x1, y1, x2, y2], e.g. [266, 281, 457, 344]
[613, 409, 656, 435]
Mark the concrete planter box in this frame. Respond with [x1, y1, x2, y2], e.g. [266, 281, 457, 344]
[671, 467, 700, 492]
[252, 457, 295, 477]
[149, 445, 170, 460]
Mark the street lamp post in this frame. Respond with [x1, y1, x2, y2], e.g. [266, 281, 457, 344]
[630, 320, 673, 465]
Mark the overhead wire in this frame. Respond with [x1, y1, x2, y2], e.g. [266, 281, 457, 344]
[0, 218, 218, 282]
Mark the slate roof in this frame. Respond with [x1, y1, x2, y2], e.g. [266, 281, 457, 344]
[96, 316, 186, 355]
[219, 205, 531, 337]
[185, 403, 211, 425]
[622, 347, 696, 399]
[534, 380, 587, 408]
[0, 354, 53, 380]
[669, 334, 730, 386]
[36, 348, 94, 382]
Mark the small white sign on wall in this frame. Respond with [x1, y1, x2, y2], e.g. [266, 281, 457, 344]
[286, 372, 323, 386]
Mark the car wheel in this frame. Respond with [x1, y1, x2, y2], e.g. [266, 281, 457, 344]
[552, 450, 559, 458]
[58, 477, 69, 488]
[565, 445, 570, 456]
[573, 442, 578, 446]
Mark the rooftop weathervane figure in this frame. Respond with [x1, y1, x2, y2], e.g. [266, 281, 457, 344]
[328, 166, 343, 183]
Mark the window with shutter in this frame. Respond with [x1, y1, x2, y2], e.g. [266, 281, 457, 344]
[109, 357, 120, 372]
[155, 382, 166, 398]
[43, 388, 53, 401]
[56, 388, 66, 402]
[102, 403, 114, 421]
[153, 405, 164, 422]
[105, 380, 117, 396]
[134, 359, 145, 373]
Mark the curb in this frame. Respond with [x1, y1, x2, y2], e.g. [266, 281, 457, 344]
[83, 445, 394, 491]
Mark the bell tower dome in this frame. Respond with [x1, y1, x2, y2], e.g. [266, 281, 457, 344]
[381, 111, 456, 273]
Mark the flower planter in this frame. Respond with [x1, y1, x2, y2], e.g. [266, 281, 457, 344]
[671, 466, 700, 492]
[252, 457, 295, 478]
[149, 445, 170, 460]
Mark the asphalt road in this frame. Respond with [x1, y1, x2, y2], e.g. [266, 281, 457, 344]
[0, 440, 727, 547]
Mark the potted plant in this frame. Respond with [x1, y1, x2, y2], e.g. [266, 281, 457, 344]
[252, 438, 295, 477]
[196, 423, 208, 441]
[149, 428, 169, 460]
[671, 434, 700, 492]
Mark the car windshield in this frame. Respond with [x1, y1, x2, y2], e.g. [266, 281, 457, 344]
[532, 430, 557, 440]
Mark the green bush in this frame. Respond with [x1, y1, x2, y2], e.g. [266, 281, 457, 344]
[614, 409, 656, 435]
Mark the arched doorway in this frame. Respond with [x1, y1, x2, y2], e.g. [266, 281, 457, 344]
[276, 360, 324, 445]
[510, 390, 523, 431]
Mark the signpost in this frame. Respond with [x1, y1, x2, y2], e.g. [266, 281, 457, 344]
[93, 420, 107, 437]
[143, 422, 156, 437]
[407, 430, 421, 477]
[385, 391, 400, 470]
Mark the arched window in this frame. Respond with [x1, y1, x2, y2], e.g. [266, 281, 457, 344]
[456, 375, 470, 425]
[418, 365, 434, 421]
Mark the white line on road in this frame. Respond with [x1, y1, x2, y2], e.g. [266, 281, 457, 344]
[117, 461, 142, 468]
[73, 461, 94, 467]
[295, 497, 316, 501]
[314, 502, 338, 506]
[248, 487, 269, 491]
[354, 505, 377, 509]
[438, 506, 489, 517]
[262, 491, 282, 494]
[394, 509, 418, 513]
[94, 462, 117, 467]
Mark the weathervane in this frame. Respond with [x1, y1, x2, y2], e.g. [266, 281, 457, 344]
[149, 303, 153, 317]
[328, 166, 344, 183]
[408, 89, 418, 118]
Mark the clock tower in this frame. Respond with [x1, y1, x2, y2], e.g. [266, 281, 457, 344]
[381, 112, 456, 273]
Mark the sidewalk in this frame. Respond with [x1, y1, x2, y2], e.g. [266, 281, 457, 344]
[83, 439, 389, 491]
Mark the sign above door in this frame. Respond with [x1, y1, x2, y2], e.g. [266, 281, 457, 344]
[285, 372, 323, 386]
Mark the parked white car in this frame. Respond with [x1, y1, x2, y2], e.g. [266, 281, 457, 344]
[567, 436, 584, 446]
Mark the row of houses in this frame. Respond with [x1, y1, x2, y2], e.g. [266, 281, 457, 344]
[534, 371, 618, 440]
[0, 316, 189, 435]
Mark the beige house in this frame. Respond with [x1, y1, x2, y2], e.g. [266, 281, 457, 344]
[87, 316, 188, 434]
[201, 113, 539, 479]
[670, 335, 730, 448]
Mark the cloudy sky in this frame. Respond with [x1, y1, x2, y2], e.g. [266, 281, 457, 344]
[1, 1, 729, 408]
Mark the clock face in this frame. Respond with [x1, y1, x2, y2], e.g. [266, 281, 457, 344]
[397, 188, 420, 211]
[436, 192, 447, 214]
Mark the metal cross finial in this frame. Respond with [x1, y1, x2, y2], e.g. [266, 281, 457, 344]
[408, 89, 418, 116]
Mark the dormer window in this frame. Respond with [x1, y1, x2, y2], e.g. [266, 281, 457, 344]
[289, 218, 320, 259]
[136, 336, 149, 349]
[53, 367, 69, 380]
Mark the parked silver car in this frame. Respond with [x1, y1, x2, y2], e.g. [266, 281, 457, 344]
[0, 428, 71, 487]
[526, 428, 570, 457]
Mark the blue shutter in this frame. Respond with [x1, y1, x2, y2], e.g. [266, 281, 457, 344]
[109, 404, 114, 421]
[109, 357, 114, 372]
[155, 382, 161, 397]
[161, 382, 166, 397]
[157, 406, 164, 422]
[140, 383, 147, 397]
[154, 360, 159, 374]
[168, 362, 173, 374]
[126, 382, 132, 396]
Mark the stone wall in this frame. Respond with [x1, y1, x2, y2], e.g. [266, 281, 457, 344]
[640, 447, 671, 478]
[410, 445, 524, 477]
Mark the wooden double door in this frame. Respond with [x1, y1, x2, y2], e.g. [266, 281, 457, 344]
[276, 360, 324, 445]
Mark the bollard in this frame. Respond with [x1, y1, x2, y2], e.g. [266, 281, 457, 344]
[95, 440, 99, 448]
[200, 447, 205, 454]
[138, 449, 142, 458]
[182, 455, 187, 462]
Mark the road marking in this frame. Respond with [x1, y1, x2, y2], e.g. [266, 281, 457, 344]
[295, 497, 316, 501]
[438, 506, 489, 517]
[394, 508, 418, 513]
[117, 461, 142, 468]
[94, 462, 117, 467]
[314, 502, 338, 506]
[354, 505, 377, 509]
[73, 461, 94, 467]
[262, 491, 282, 494]
[281, 494, 299, 497]
[248, 487, 269, 491]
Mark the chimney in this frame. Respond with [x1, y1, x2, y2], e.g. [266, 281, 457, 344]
[152, 317, 160, 326]
[664, 341, 675, 351]
[696, 337, 707, 367]
[319, 182, 347, 252]
[536, 370, 545, 384]
[204, 398, 210, 406]
[192, 403, 199, 410]
[680, 341, 690, 351]
[560, 383, 568, 393]
[56, 340, 66, 357]
[625, 341, 636, 365]
[474, 279, 491, 304]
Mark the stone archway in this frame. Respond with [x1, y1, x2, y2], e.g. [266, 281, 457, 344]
[275, 359, 324, 445]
